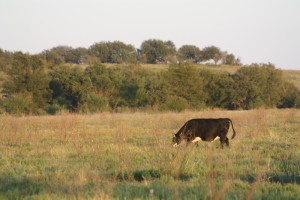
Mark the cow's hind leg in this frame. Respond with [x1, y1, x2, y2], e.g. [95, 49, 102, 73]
[225, 137, 229, 147]
[220, 137, 230, 148]
[219, 130, 229, 148]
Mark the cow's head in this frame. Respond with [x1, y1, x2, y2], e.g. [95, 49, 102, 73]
[172, 134, 182, 147]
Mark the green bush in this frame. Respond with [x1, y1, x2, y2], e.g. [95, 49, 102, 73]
[44, 104, 60, 115]
[3, 94, 35, 115]
[82, 93, 108, 113]
[162, 95, 189, 112]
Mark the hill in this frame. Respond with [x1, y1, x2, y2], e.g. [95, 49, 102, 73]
[78, 63, 300, 90]
[1, 63, 299, 91]
[1, 63, 299, 92]
[139, 64, 300, 90]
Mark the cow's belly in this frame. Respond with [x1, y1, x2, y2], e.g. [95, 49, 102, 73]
[196, 136, 220, 142]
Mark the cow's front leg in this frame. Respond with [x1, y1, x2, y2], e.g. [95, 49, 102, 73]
[220, 141, 224, 148]
[191, 137, 201, 147]
[191, 137, 201, 143]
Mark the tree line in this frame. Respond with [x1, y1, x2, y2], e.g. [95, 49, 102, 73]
[0, 50, 299, 115]
[0, 39, 241, 69]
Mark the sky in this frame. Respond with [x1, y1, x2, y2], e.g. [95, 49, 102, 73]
[0, 0, 299, 70]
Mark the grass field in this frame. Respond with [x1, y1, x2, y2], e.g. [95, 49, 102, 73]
[0, 109, 299, 199]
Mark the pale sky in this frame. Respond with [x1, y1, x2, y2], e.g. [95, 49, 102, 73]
[0, 0, 299, 69]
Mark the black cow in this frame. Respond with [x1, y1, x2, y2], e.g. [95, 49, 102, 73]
[172, 118, 236, 148]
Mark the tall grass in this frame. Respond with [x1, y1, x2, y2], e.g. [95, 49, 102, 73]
[0, 109, 299, 199]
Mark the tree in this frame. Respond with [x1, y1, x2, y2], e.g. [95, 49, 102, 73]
[141, 39, 176, 64]
[42, 46, 89, 66]
[279, 81, 300, 108]
[200, 46, 222, 64]
[64, 47, 88, 64]
[3, 52, 50, 111]
[143, 72, 168, 109]
[2, 94, 35, 115]
[228, 63, 285, 109]
[259, 64, 283, 107]
[85, 63, 116, 96]
[88, 42, 110, 63]
[0, 49, 13, 72]
[116, 67, 149, 108]
[88, 41, 137, 64]
[163, 63, 207, 109]
[222, 51, 242, 65]
[164, 40, 177, 62]
[199, 69, 234, 108]
[49, 65, 90, 111]
[178, 45, 201, 63]
[109, 41, 137, 63]
[82, 93, 109, 113]
[222, 52, 235, 65]
[42, 49, 64, 67]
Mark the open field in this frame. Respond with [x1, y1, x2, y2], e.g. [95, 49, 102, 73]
[0, 109, 299, 199]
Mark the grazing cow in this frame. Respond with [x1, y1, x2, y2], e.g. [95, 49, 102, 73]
[172, 118, 236, 148]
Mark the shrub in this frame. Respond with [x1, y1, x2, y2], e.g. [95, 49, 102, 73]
[82, 93, 108, 113]
[162, 95, 189, 112]
[3, 94, 35, 115]
[44, 104, 60, 115]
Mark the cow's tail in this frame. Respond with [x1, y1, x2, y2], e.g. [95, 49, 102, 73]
[228, 118, 236, 139]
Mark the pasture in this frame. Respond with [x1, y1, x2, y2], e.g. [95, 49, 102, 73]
[0, 109, 299, 199]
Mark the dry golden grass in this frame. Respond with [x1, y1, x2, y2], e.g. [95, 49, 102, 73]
[283, 70, 300, 90]
[66, 62, 243, 74]
[0, 109, 299, 199]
